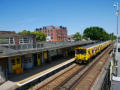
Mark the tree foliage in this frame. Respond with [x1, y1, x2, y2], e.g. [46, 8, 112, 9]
[18, 30, 31, 34]
[83, 27, 116, 41]
[19, 30, 47, 41]
[31, 31, 47, 42]
[72, 32, 81, 41]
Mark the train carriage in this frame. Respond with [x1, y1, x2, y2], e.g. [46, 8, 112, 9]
[75, 41, 112, 64]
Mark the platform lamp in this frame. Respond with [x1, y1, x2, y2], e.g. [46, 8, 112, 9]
[114, 2, 119, 76]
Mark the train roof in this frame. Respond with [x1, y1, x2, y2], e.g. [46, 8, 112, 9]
[81, 41, 106, 49]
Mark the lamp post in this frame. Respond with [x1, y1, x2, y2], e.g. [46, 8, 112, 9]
[114, 2, 119, 75]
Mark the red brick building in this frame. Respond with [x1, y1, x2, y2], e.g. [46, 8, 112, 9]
[36, 26, 68, 42]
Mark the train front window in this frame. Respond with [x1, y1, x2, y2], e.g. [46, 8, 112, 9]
[76, 49, 86, 54]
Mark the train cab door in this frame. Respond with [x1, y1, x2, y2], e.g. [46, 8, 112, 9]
[79, 48, 83, 60]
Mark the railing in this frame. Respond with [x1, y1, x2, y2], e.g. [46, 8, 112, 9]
[2, 41, 92, 50]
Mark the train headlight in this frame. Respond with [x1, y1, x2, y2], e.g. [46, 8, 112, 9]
[75, 56, 78, 60]
[84, 57, 86, 60]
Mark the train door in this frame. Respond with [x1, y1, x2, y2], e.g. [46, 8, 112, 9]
[94, 47, 96, 55]
[37, 53, 41, 66]
[11, 56, 22, 74]
[44, 51, 48, 63]
[87, 49, 90, 60]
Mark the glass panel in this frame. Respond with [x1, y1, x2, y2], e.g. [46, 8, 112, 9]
[10, 37, 14, 44]
[12, 59, 16, 65]
[76, 49, 86, 54]
[19, 37, 23, 43]
[17, 58, 21, 64]
[23, 37, 29, 43]
[0, 37, 9, 44]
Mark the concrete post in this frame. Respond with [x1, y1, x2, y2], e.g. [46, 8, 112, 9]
[8, 57, 12, 74]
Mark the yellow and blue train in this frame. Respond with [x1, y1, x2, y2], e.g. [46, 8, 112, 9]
[75, 41, 112, 63]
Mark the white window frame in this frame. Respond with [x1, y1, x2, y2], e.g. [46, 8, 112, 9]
[9, 37, 14, 45]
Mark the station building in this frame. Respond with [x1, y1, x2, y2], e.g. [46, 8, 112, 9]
[0, 33, 36, 45]
[0, 32, 36, 84]
[35, 26, 68, 42]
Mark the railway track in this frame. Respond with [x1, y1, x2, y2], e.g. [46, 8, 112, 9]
[55, 45, 113, 90]
[33, 44, 113, 90]
[35, 64, 85, 90]
[70, 45, 113, 90]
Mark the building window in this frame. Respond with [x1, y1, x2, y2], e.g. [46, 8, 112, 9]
[9, 37, 14, 44]
[0, 37, 9, 44]
[48, 33, 50, 36]
[19, 37, 23, 43]
[51, 37, 53, 39]
[24, 37, 29, 43]
[51, 33, 53, 36]
[12, 59, 16, 65]
[19, 37, 30, 44]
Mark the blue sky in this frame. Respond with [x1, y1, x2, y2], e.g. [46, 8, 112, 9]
[0, 0, 119, 35]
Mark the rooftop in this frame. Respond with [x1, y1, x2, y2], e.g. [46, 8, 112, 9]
[0, 31, 16, 34]
[35, 26, 67, 31]
[80, 41, 105, 49]
[0, 33, 35, 37]
[0, 41, 93, 58]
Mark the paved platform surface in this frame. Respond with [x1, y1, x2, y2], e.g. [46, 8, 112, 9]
[117, 52, 120, 77]
[0, 56, 74, 90]
[17, 58, 74, 86]
[112, 43, 120, 90]
[0, 81, 18, 90]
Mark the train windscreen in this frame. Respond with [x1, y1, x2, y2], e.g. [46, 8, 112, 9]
[76, 49, 86, 54]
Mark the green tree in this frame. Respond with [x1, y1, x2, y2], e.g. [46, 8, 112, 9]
[110, 33, 116, 41]
[18, 30, 31, 34]
[19, 30, 47, 41]
[83, 27, 114, 41]
[31, 31, 47, 42]
[72, 32, 81, 41]
[82, 35, 88, 40]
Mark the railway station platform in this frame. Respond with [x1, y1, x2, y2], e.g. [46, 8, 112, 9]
[0, 41, 93, 85]
[111, 43, 120, 90]
[0, 57, 74, 90]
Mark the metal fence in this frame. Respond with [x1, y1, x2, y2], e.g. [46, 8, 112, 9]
[6, 41, 92, 50]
